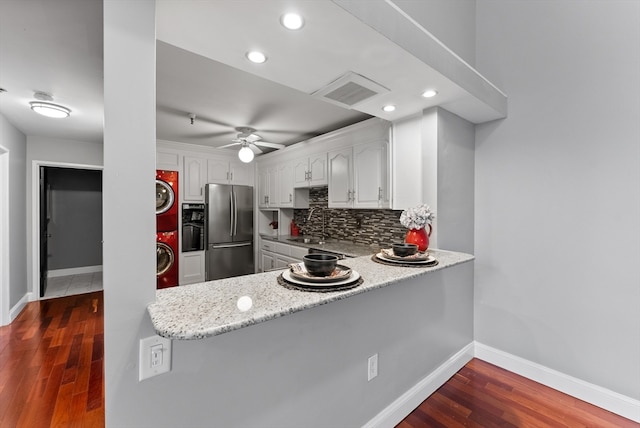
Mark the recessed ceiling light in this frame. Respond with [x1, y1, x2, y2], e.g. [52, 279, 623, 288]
[281, 13, 304, 30]
[382, 105, 396, 112]
[30, 101, 71, 118]
[422, 89, 438, 98]
[246, 51, 267, 64]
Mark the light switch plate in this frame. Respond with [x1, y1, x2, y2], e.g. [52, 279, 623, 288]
[139, 335, 172, 381]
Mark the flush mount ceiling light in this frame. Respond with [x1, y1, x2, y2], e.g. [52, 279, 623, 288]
[238, 144, 255, 163]
[382, 104, 396, 112]
[30, 101, 71, 118]
[246, 50, 267, 64]
[422, 89, 438, 98]
[281, 13, 304, 30]
[29, 91, 71, 118]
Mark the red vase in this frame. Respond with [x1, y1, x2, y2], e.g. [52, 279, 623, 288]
[405, 225, 432, 252]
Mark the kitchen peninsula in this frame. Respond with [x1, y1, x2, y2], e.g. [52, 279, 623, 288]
[148, 249, 473, 340]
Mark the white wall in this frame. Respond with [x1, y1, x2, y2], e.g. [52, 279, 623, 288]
[0, 114, 27, 311]
[25, 136, 103, 296]
[391, 0, 476, 66]
[475, 0, 640, 401]
[103, 1, 158, 427]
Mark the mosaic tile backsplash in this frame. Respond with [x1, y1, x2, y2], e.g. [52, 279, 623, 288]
[292, 187, 407, 247]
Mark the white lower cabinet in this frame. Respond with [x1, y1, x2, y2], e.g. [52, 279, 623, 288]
[261, 251, 276, 272]
[180, 251, 205, 285]
[260, 240, 306, 272]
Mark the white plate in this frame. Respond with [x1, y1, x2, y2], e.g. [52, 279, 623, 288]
[289, 263, 352, 283]
[375, 252, 437, 265]
[282, 269, 360, 288]
[381, 248, 431, 261]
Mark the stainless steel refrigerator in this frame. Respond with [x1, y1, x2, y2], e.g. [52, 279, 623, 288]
[205, 183, 254, 280]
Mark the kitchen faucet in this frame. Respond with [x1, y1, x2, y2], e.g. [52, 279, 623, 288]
[307, 207, 326, 243]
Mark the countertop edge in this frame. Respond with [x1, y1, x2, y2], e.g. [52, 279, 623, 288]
[148, 250, 474, 340]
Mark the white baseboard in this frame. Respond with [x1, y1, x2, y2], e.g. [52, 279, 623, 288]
[363, 342, 475, 428]
[48, 265, 102, 278]
[9, 292, 32, 323]
[474, 342, 640, 423]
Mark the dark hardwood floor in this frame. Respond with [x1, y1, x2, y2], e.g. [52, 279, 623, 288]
[0, 292, 104, 427]
[397, 358, 639, 428]
[1, 293, 637, 428]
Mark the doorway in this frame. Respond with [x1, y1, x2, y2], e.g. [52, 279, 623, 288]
[36, 165, 103, 299]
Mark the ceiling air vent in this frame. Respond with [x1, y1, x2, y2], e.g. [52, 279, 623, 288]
[311, 71, 389, 109]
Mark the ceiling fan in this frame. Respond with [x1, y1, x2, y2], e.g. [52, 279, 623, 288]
[218, 127, 285, 163]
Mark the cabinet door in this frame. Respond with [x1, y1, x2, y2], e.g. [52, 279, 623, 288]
[179, 251, 205, 285]
[229, 161, 251, 185]
[277, 162, 294, 207]
[275, 254, 298, 269]
[353, 142, 388, 208]
[261, 251, 276, 272]
[257, 169, 269, 208]
[267, 166, 278, 207]
[327, 148, 353, 208]
[207, 158, 230, 184]
[292, 158, 309, 188]
[183, 156, 206, 202]
[308, 153, 328, 186]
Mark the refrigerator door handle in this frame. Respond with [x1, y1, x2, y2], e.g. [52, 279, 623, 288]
[233, 190, 238, 236]
[229, 190, 234, 237]
[209, 242, 252, 249]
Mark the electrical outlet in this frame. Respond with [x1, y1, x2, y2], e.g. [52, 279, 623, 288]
[139, 335, 172, 381]
[367, 353, 378, 381]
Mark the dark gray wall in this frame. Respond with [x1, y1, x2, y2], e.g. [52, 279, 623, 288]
[46, 167, 102, 270]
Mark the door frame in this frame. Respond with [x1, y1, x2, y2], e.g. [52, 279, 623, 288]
[31, 160, 103, 300]
[0, 145, 9, 325]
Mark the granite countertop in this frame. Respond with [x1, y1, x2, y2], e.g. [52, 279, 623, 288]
[147, 249, 474, 340]
[260, 234, 380, 257]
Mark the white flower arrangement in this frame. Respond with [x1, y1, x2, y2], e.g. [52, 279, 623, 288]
[399, 204, 435, 230]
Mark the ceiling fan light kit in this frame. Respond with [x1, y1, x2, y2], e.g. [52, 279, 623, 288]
[238, 144, 255, 163]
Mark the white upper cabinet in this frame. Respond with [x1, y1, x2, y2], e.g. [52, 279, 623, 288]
[184, 155, 254, 202]
[258, 165, 279, 208]
[327, 148, 353, 208]
[293, 158, 310, 188]
[207, 158, 252, 186]
[183, 156, 206, 202]
[293, 153, 328, 188]
[328, 141, 389, 209]
[207, 158, 231, 184]
[228, 161, 252, 185]
[353, 141, 389, 208]
[277, 162, 294, 207]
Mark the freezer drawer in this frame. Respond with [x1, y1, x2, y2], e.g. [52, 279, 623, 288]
[205, 242, 254, 281]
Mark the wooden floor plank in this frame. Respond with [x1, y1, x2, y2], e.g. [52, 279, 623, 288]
[0, 292, 105, 428]
[397, 358, 639, 428]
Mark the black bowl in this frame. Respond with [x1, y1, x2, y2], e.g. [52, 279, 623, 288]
[303, 254, 339, 277]
[392, 243, 418, 257]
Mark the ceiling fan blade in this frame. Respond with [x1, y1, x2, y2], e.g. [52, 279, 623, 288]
[218, 142, 241, 149]
[249, 144, 264, 154]
[254, 141, 286, 150]
[245, 134, 262, 143]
